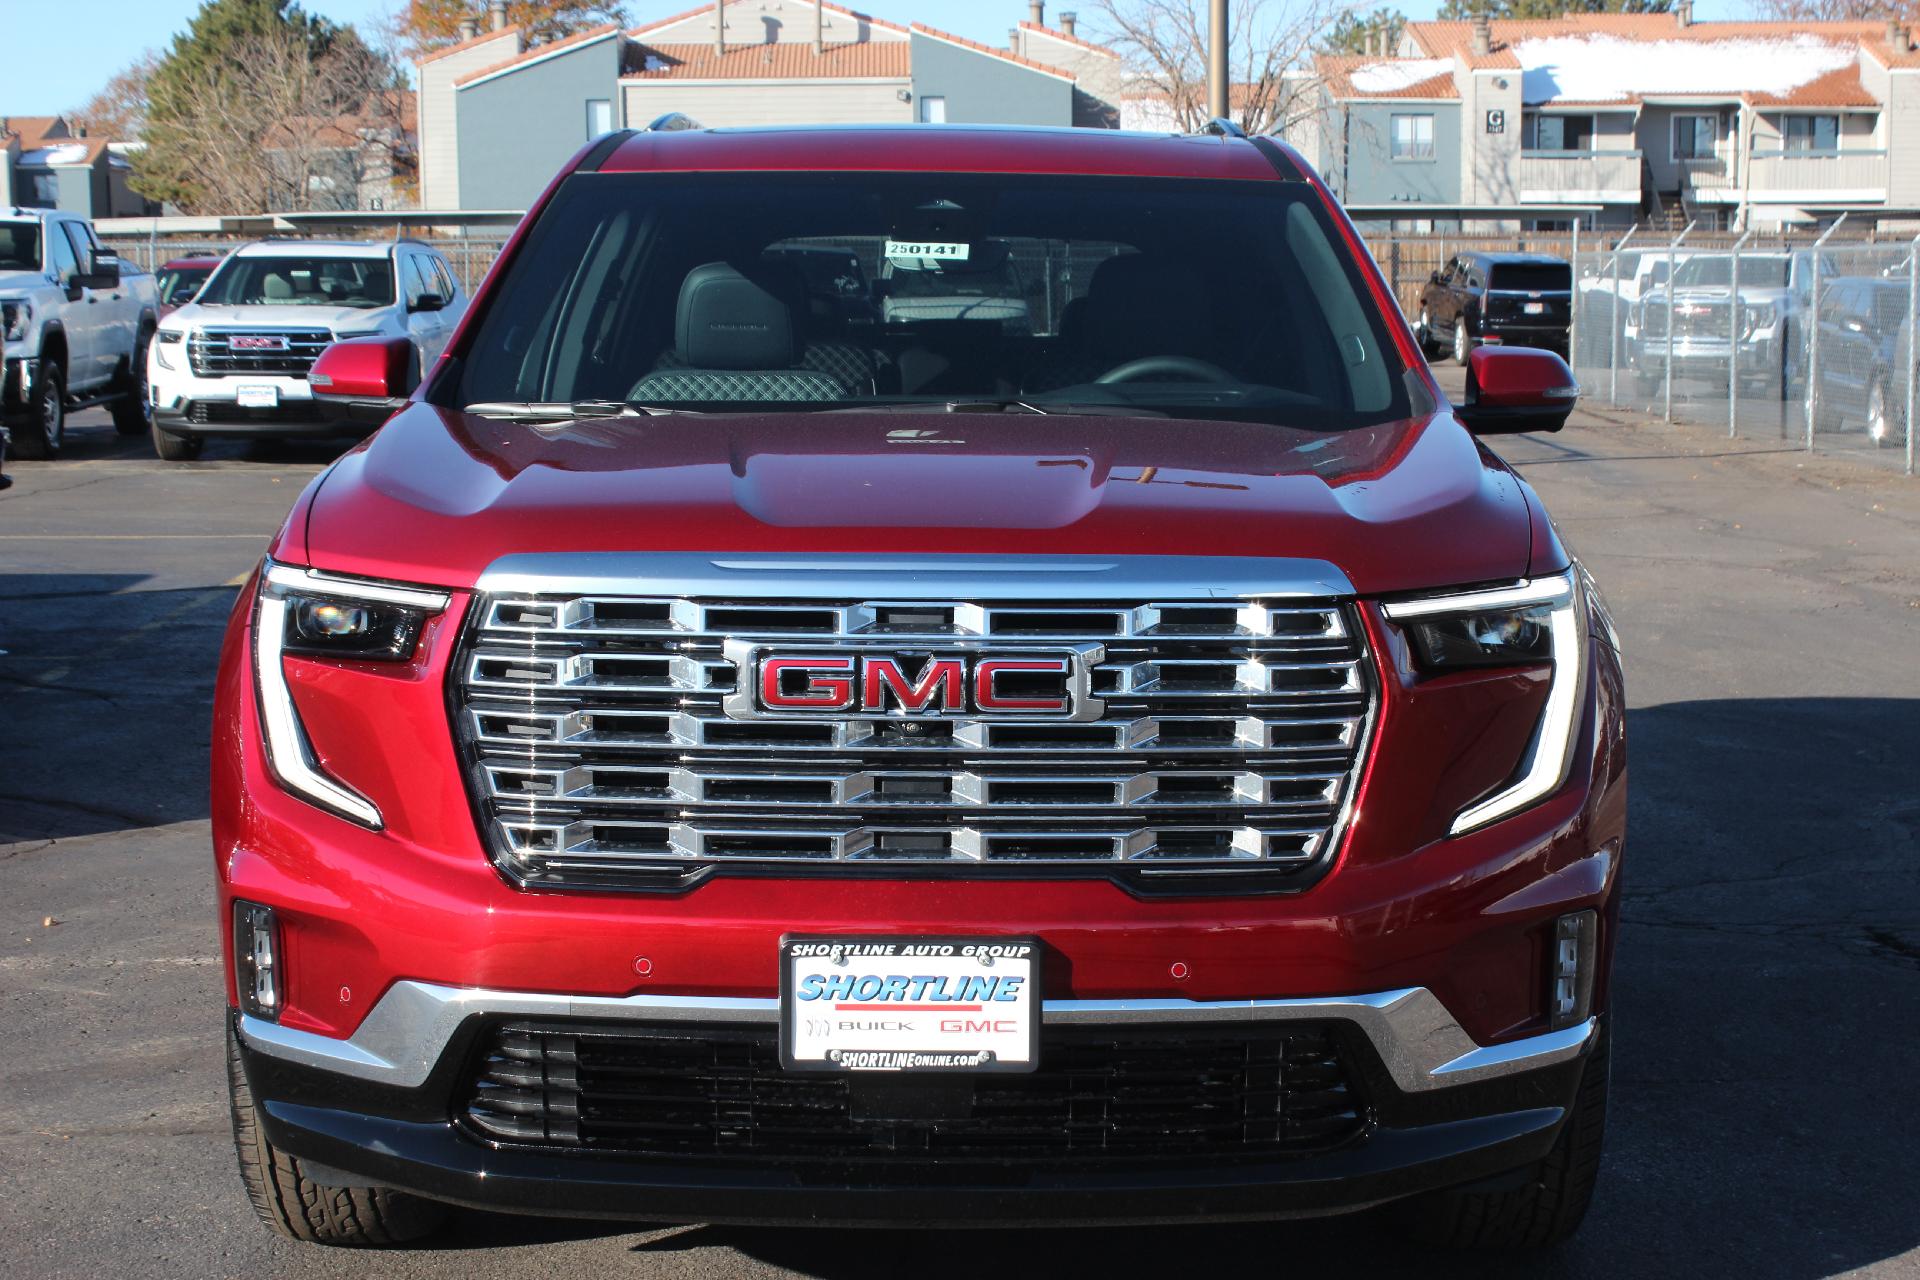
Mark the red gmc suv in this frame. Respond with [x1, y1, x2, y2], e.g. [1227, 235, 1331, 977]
[215, 124, 1625, 1250]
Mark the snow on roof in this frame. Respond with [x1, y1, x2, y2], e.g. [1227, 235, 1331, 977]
[20, 143, 92, 166]
[1349, 58, 1453, 94]
[1514, 34, 1858, 105]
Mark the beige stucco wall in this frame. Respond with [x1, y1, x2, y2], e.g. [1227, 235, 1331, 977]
[620, 78, 913, 128]
[417, 30, 521, 211]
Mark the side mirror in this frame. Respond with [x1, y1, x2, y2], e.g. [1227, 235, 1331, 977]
[1456, 346, 1578, 435]
[1429, 270, 1444, 285]
[409, 292, 447, 314]
[76, 249, 121, 290]
[308, 337, 419, 425]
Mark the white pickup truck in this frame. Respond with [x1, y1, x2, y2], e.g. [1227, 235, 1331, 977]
[1, 207, 158, 458]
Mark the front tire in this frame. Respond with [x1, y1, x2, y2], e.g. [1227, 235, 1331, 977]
[11, 359, 65, 459]
[1453, 318, 1471, 366]
[1394, 1023, 1610, 1250]
[111, 329, 154, 435]
[151, 420, 204, 462]
[228, 1023, 446, 1246]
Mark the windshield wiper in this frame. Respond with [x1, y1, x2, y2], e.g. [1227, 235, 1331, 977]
[463, 400, 672, 422]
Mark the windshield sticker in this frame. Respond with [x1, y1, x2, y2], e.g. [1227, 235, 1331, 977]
[885, 240, 971, 264]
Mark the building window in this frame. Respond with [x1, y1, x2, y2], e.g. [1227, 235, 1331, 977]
[1781, 114, 1839, 152]
[1525, 114, 1593, 152]
[586, 99, 613, 138]
[918, 95, 947, 124]
[1672, 114, 1718, 161]
[22, 171, 58, 208]
[1390, 113, 1434, 160]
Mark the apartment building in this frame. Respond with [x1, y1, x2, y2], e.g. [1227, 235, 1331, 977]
[416, 1, 1121, 212]
[0, 116, 155, 219]
[1304, 8, 1920, 231]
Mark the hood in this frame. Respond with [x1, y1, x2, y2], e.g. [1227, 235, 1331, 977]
[168, 301, 397, 333]
[297, 406, 1543, 597]
[0, 268, 49, 295]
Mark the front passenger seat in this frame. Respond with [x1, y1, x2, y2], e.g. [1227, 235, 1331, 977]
[631, 263, 846, 403]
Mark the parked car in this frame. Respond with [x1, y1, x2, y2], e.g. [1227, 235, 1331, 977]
[1812, 275, 1910, 447]
[148, 238, 467, 461]
[156, 254, 224, 318]
[1416, 251, 1570, 364]
[217, 124, 1622, 1252]
[0, 207, 159, 457]
[1628, 251, 1824, 398]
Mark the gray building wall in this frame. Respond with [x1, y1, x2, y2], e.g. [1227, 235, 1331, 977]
[54, 166, 95, 217]
[908, 31, 1072, 126]
[621, 79, 913, 128]
[456, 35, 621, 211]
[1335, 101, 1463, 206]
[418, 28, 522, 211]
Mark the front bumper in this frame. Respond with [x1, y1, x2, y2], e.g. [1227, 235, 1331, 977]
[148, 365, 344, 436]
[2, 355, 36, 427]
[235, 995, 1596, 1225]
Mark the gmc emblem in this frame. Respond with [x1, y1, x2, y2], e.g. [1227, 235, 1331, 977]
[230, 335, 290, 351]
[721, 642, 1104, 721]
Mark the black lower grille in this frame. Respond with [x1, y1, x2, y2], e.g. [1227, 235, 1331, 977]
[188, 400, 325, 426]
[462, 1020, 1366, 1166]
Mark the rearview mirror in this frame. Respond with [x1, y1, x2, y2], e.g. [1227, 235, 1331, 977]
[1455, 346, 1578, 435]
[308, 337, 419, 425]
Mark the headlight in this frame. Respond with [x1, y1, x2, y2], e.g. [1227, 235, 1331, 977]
[153, 328, 182, 370]
[1740, 303, 1776, 338]
[254, 560, 451, 827]
[1, 298, 30, 342]
[1382, 570, 1586, 835]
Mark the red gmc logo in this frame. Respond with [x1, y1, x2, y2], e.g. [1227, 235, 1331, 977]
[722, 644, 1097, 720]
[230, 335, 290, 350]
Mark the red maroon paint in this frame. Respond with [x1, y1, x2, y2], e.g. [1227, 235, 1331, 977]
[214, 125, 1626, 1242]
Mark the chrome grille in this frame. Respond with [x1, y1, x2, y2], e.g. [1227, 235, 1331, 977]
[187, 328, 333, 378]
[454, 586, 1375, 892]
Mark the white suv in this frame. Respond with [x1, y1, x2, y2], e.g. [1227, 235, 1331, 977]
[147, 238, 467, 460]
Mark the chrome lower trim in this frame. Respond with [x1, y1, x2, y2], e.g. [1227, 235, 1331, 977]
[237, 980, 1593, 1094]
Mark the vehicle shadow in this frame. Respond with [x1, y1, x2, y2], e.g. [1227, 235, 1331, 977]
[51, 411, 360, 467]
[0, 573, 237, 842]
[446, 695, 1919, 1279]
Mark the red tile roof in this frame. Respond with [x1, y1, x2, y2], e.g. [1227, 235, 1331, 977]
[623, 39, 910, 80]
[455, 23, 623, 85]
[417, 24, 520, 65]
[1316, 55, 1458, 100]
[1019, 20, 1121, 59]
[631, 1, 907, 39]
[909, 23, 1076, 80]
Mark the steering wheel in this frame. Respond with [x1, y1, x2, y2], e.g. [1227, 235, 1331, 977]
[1093, 355, 1237, 385]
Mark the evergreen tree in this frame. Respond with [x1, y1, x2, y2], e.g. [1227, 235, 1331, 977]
[1320, 7, 1408, 55]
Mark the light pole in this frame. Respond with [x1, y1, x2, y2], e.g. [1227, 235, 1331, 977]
[1208, 0, 1228, 120]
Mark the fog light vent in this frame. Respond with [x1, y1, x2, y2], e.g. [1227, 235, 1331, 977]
[234, 901, 282, 1022]
[1550, 909, 1598, 1031]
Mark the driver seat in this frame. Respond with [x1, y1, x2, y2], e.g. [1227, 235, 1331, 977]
[1024, 255, 1214, 392]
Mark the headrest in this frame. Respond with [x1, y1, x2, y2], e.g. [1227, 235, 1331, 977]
[261, 272, 294, 301]
[1085, 255, 1211, 359]
[675, 261, 803, 370]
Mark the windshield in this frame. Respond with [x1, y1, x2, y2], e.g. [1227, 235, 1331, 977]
[0, 222, 41, 273]
[1672, 256, 1789, 289]
[198, 255, 394, 308]
[447, 172, 1409, 431]
[1489, 262, 1570, 292]
[157, 265, 214, 306]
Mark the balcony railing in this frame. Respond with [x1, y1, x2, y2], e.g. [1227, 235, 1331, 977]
[1516, 149, 1643, 203]
[1746, 149, 1889, 201]
[1676, 155, 1736, 191]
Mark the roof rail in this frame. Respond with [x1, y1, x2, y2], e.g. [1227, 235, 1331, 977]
[644, 112, 702, 132]
[1201, 117, 1246, 139]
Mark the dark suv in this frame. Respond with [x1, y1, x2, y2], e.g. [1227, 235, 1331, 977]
[218, 123, 1621, 1252]
[1419, 252, 1573, 365]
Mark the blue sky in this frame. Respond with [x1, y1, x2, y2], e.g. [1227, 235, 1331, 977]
[6, 0, 1756, 116]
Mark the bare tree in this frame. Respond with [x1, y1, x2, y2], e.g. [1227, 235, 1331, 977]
[1748, 0, 1907, 16]
[1084, 0, 1350, 136]
[70, 53, 162, 140]
[140, 29, 407, 214]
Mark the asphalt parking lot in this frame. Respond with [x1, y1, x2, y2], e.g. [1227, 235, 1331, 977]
[2, 381, 1917, 1279]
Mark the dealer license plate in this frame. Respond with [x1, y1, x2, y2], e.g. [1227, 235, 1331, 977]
[236, 384, 279, 408]
[1524, 301, 1546, 315]
[780, 935, 1040, 1074]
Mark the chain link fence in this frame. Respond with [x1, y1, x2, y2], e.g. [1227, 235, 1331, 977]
[98, 232, 514, 296]
[1569, 233, 1916, 476]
